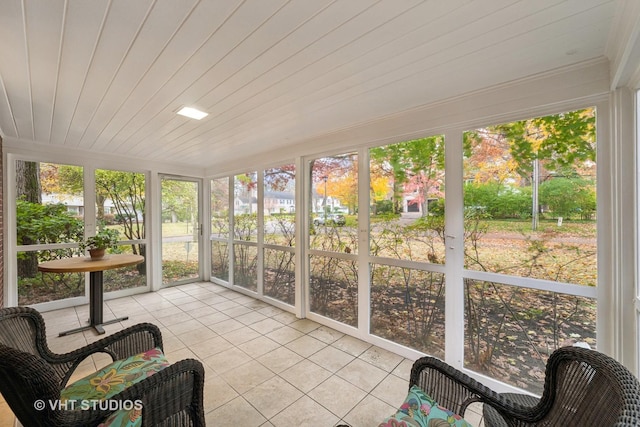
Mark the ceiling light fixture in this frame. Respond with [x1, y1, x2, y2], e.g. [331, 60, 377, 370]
[177, 106, 208, 120]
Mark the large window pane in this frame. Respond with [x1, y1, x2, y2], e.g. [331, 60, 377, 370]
[211, 241, 229, 282]
[462, 108, 597, 285]
[370, 264, 445, 358]
[263, 164, 295, 305]
[19, 248, 84, 305]
[234, 172, 258, 242]
[103, 244, 147, 292]
[369, 136, 445, 263]
[264, 164, 295, 246]
[309, 154, 357, 253]
[309, 254, 357, 327]
[462, 108, 597, 392]
[234, 243, 257, 291]
[264, 247, 295, 305]
[16, 161, 84, 304]
[96, 169, 146, 291]
[161, 179, 199, 285]
[211, 177, 230, 282]
[211, 177, 229, 238]
[464, 280, 596, 394]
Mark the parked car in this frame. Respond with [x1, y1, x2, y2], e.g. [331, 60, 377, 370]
[313, 214, 346, 226]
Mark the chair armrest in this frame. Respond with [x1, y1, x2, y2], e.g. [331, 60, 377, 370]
[410, 356, 534, 421]
[51, 323, 163, 386]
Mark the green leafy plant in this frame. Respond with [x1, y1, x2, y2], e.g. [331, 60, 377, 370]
[79, 227, 119, 252]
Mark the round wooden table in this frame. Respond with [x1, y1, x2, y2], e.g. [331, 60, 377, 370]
[38, 254, 144, 336]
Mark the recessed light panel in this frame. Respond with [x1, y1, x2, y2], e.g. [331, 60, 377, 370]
[177, 107, 208, 120]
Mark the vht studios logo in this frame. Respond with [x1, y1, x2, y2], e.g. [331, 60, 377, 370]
[34, 399, 142, 411]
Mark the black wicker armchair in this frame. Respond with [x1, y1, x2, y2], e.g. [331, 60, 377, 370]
[410, 346, 640, 426]
[0, 306, 205, 427]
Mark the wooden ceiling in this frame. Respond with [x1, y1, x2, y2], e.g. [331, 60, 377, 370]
[0, 0, 634, 170]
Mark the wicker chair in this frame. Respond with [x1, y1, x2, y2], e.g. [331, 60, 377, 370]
[0, 306, 205, 427]
[410, 346, 640, 426]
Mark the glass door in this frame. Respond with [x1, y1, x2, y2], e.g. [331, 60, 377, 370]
[161, 176, 202, 285]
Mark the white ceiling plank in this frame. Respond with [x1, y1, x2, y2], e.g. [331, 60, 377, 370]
[107, 0, 291, 151]
[64, 0, 155, 146]
[49, 0, 111, 145]
[135, 0, 441, 158]
[86, 0, 243, 150]
[76, 0, 201, 148]
[24, 0, 66, 142]
[149, 0, 520, 158]
[0, 0, 32, 139]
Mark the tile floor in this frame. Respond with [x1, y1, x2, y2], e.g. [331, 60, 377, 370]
[0, 282, 484, 427]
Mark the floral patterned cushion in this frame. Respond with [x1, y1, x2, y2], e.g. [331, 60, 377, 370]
[379, 385, 474, 427]
[61, 347, 169, 403]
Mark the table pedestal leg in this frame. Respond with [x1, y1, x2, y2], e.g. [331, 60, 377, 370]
[58, 270, 129, 336]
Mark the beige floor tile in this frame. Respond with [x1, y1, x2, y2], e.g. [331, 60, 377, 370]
[235, 310, 269, 325]
[203, 374, 239, 412]
[288, 318, 320, 333]
[359, 346, 404, 372]
[336, 358, 388, 393]
[161, 334, 187, 353]
[249, 318, 286, 335]
[342, 393, 397, 427]
[269, 395, 339, 427]
[331, 335, 372, 357]
[232, 294, 258, 304]
[205, 396, 267, 427]
[256, 305, 286, 317]
[171, 295, 198, 306]
[279, 359, 332, 393]
[285, 335, 326, 358]
[204, 347, 252, 374]
[165, 319, 204, 335]
[213, 300, 241, 311]
[369, 373, 409, 407]
[243, 376, 303, 419]
[265, 325, 305, 344]
[158, 312, 195, 328]
[256, 346, 304, 374]
[198, 311, 231, 325]
[178, 326, 218, 346]
[221, 362, 275, 394]
[308, 325, 344, 344]
[308, 345, 355, 373]
[188, 335, 233, 359]
[464, 402, 484, 427]
[208, 318, 245, 335]
[271, 311, 298, 325]
[221, 326, 262, 346]
[391, 358, 415, 379]
[165, 347, 198, 363]
[224, 305, 256, 318]
[307, 375, 367, 418]
[0, 401, 15, 427]
[176, 300, 208, 311]
[237, 336, 281, 358]
[149, 305, 183, 319]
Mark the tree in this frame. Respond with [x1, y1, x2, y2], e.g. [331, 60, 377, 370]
[370, 136, 445, 216]
[539, 176, 595, 219]
[16, 161, 42, 277]
[464, 107, 596, 228]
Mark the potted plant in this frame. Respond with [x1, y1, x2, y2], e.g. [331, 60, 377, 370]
[79, 228, 119, 260]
